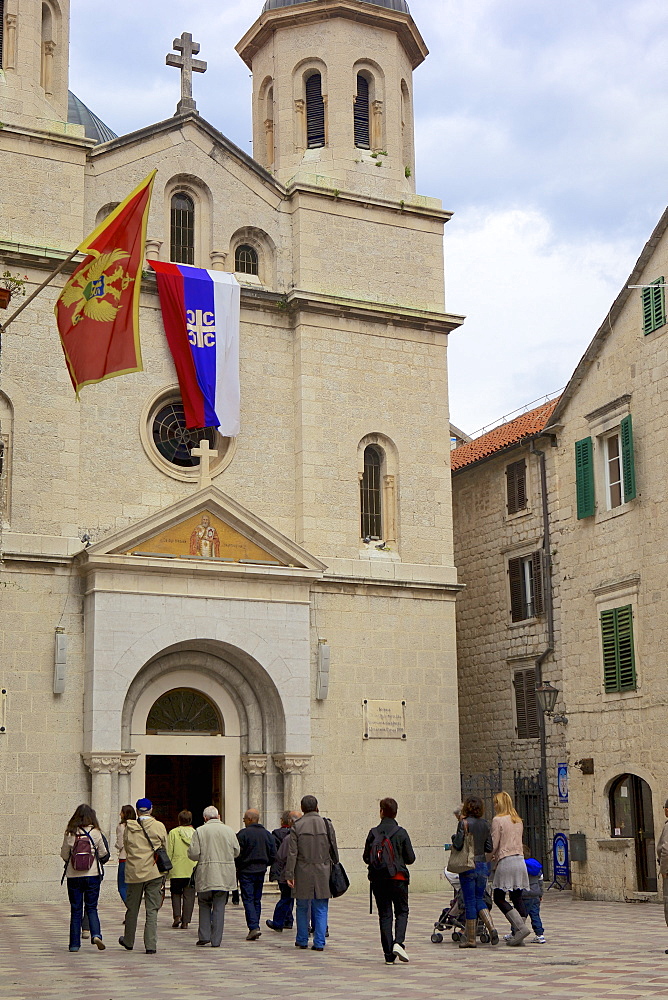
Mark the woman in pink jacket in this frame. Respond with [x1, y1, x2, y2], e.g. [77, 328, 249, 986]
[490, 791, 530, 946]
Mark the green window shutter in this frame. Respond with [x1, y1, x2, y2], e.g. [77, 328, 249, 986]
[620, 414, 636, 502]
[601, 606, 637, 693]
[642, 277, 666, 334]
[575, 437, 595, 519]
[616, 606, 637, 691]
[508, 558, 524, 622]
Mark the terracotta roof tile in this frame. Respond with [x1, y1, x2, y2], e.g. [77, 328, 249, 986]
[451, 398, 559, 472]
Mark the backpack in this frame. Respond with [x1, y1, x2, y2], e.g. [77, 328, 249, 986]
[71, 829, 96, 872]
[368, 828, 398, 878]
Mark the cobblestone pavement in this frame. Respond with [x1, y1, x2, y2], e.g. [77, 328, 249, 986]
[2, 884, 668, 1000]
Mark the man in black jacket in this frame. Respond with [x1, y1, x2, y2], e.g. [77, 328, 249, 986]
[363, 797, 416, 965]
[236, 809, 276, 940]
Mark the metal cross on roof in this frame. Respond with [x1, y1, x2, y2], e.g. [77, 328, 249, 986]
[166, 32, 207, 116]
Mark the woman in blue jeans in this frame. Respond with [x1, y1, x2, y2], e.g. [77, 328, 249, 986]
[451, 795, 498, 948]
[60, 804, 109, 952]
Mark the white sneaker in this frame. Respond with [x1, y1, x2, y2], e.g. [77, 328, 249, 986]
[392, 943, 409, 963]
[503, 933, 513, 942]
[533, 935, 546, 944]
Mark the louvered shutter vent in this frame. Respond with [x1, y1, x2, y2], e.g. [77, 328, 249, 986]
[532, 550, 544, 616]
[508, 557, 524, 622]
[354, 74, 370, 149]
[514, 669, 539, 739]
[616, 606, 636, 691]
[506, 459, 527, 514]
[620, 414, 636, 502]
[642, 278, 666, 334]
[575, 437, 595, 519]
[306, 73, 325, 149]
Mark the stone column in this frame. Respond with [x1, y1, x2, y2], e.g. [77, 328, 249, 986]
[42, 40, 56, 97]
[5, 15, 18, 72]
[144, 238, 162, 262]
[272, 754, 313, 812]
[241, 754, 268, 815]
[383, 474, 397, 545]
[82, 752, 139, 840]
[209, 250, 227, 272]
[117, 752, 140, 820]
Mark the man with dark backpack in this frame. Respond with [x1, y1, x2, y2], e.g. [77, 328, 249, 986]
[363, 797, 415, 965]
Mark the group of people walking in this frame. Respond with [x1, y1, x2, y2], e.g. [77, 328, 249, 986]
[60, 789, 542, 962]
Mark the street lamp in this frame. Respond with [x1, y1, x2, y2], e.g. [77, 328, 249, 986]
[535, 680, 568, 724]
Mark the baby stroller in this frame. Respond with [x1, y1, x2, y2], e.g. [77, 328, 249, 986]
[430, 869, 493, 944]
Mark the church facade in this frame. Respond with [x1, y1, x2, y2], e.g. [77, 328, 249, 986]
[0, 0, 463, 901]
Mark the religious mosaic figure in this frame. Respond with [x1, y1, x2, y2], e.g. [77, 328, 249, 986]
[189, 514, 220, 558]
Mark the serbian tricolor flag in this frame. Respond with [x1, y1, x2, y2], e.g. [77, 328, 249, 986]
[149, 262, 241, 437]
[55, 170, 156, 394]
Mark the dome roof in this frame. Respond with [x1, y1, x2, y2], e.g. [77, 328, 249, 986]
[262, 0, 410, 12]
[67, 91, 118, 144]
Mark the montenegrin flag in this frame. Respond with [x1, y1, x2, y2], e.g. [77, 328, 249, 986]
[149, 261, 241, 437]
[55, 170, 156, 394]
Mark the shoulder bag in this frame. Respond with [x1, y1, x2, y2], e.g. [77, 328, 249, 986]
[139, 818, 173, 874]
[325, 818, 349, 898]
[448, 820, 476, 874]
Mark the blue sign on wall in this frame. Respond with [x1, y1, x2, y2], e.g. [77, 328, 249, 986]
[553, 832, 570, 881]
[557, 762, 569, 803]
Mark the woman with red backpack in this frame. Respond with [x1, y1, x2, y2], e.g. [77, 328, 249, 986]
[60, 803, 109, 952]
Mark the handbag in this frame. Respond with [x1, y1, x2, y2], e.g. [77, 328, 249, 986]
[138, 817, 173, 873]
[324, 818, 349, 898]
[448, 821, 476, 874]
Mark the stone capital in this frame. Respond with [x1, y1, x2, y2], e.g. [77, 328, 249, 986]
[81, 751, 139, 775]
[209, 249, 228, 271]
[241, 753, 268, 776]
[272, 753, 312, 776]
[144, 238, 163, 261]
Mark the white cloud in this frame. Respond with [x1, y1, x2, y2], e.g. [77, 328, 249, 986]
[444, 206, 640, 433]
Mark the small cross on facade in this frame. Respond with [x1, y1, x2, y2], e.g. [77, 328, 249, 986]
[191, 438, 218, 490]
[166, 32, 207, 116]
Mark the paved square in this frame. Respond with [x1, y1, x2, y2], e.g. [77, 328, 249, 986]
[2, 884, 667, 999]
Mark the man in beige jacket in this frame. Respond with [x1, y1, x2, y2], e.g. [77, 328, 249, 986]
[119, 798, 167, 954]
[188, 805, 240, 947]
[657, 798, 668, 952]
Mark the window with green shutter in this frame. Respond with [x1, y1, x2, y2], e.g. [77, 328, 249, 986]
[575, 437, 595, 519]
[620, 415, 636, 502]
[642, 277, 665, 335]
[601, 605, 637, 693]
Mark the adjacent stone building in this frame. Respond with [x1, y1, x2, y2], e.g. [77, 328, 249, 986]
[453, 208, 668, 902]
[0, 0, 463, 902]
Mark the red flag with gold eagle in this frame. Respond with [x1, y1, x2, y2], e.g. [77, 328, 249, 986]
[55, 170, 156, 394]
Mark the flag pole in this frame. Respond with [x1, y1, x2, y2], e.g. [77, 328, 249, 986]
[0, 246, 81, 339]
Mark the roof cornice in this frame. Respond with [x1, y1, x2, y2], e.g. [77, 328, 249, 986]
[236, 0, 428, 70]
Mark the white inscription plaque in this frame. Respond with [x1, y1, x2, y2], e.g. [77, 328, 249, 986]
[363, 699, 406, 740]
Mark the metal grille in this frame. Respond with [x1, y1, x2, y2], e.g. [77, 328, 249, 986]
[152, 400, 216, 468]
[170, 193, 195, 265]
[306, 73, 325, 148]
[360, 446, 382, 539]
[354, 74, 370, 148]
[514, 771, 547, 869]
[146, 688, 222, 735]
[235, 244, 258, 275]
[461, 760, 503, 822]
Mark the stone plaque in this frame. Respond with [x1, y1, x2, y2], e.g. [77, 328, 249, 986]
[363, 699, 406, 740]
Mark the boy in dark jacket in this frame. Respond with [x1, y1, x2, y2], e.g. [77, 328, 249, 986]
[363, 797, 416, 965]
[235, 809, 276, 940]
[266, 810, 301, 932]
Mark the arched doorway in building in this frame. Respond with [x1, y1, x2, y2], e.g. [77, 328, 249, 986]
[610, 774, 657, 892]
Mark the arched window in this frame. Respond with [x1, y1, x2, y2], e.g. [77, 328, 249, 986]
[146, 688, 222, 735]
[96, 202, 119, 227]
[235, 244, 259, 276]
[170, 192, 195, 265]
[354, 74, 370, 149]
[0, 392, 13, 524]
[41, 3, 55, 95]
[265, 84, 275, 168]
[360, 445, 383, 539]
[609, 774, 657, 891]
[305, 72, 325, 149]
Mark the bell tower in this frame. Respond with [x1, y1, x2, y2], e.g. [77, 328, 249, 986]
[0, 0, 71, 126]
[236, 0, 427, 198]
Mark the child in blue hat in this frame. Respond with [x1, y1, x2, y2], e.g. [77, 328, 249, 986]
[522, 847, 546, 943]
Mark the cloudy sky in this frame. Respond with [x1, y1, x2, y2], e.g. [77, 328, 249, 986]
[70, 0, 668, 433]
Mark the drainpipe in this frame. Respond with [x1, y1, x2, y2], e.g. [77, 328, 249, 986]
[531, 440, 554, 869]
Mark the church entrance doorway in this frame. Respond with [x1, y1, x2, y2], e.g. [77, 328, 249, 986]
[145, 754, 223, 830]
[610, 774, 657, 892]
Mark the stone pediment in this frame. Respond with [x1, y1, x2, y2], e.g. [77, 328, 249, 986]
[81, 486, 326, 574]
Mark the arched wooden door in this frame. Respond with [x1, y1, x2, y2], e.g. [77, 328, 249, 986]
[610, 774, 657, 892]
